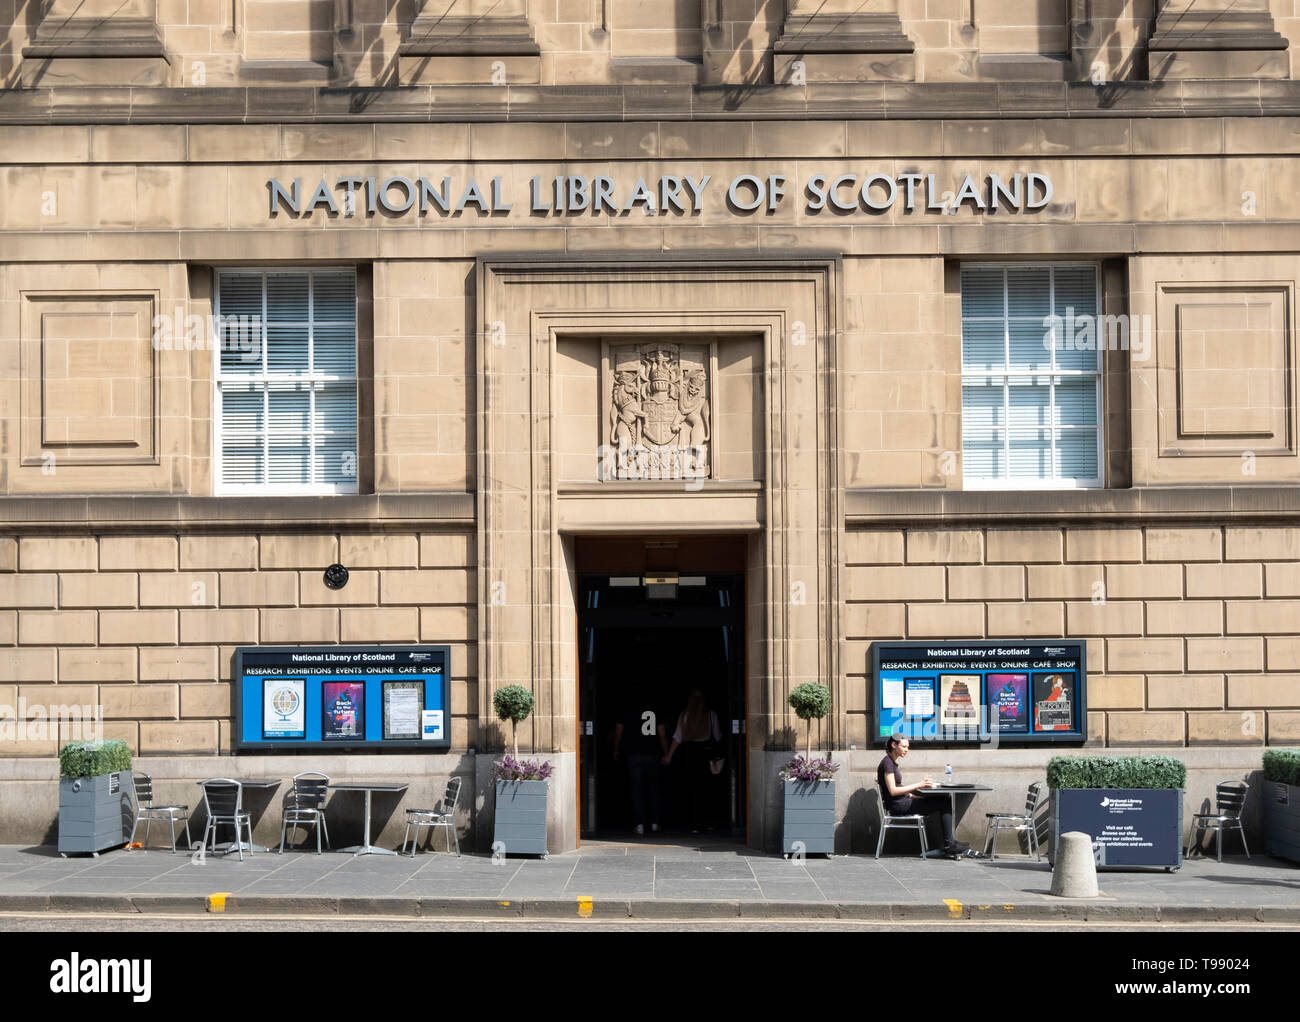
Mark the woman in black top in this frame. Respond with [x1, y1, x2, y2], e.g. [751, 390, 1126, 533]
[877, 734, 968, 855]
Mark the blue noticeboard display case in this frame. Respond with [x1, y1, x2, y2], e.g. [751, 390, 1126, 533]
[234, 645, 451, 752]
[871, 640, 1087, 745]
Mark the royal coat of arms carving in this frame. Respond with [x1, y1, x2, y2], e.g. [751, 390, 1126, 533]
[604, 342, 711, 481]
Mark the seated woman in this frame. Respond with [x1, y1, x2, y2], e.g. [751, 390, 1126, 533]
[877, 734, 969, 856]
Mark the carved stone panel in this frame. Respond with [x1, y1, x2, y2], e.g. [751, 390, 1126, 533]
[602, 340, 712, 482]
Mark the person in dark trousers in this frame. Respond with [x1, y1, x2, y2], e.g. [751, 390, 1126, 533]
[662, 689, 722, 833]
[614, 681, 668, 835]
[877, 734, 969, 856]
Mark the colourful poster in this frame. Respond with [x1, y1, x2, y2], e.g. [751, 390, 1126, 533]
[322, 681, 365, 740]
[987, 673, 1029, 734]
[938, 674, 981, 732]
[1033, 672, 1074, 732]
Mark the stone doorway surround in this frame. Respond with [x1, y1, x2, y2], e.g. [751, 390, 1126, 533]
[476, 257, 841, 851]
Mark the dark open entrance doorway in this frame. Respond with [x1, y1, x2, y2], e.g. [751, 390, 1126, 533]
[576, 536, 747, 843]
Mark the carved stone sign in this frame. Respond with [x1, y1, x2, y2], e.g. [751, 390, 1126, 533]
[604, 342, 711, 481]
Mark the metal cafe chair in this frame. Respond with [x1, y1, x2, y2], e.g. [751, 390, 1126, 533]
[128, 774, 191, 853]
[1186, 781, 1251, 862]
[279, 771, 332, 854]
[982, 781, 1045, 861]
[199, 779, 254, 861]
[872, 788, 929, 859]
[401, 777, 463, 857]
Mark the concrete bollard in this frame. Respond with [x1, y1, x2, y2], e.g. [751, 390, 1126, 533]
[1050, 831, 1100, 898]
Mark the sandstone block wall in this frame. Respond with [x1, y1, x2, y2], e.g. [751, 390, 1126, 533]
[843, 523, 1300, 748]
[0, 530, 477, 758]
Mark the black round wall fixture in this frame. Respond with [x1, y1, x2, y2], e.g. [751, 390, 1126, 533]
[323, 563, 350, 590]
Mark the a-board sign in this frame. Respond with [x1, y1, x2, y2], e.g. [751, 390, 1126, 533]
[871, 640, 1087, 745]
[234, 645, 451, 752]
[1054, 789, 1182, 868]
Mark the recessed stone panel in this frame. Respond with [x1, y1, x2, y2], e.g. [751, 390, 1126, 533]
[1158, 283, 1293, 457]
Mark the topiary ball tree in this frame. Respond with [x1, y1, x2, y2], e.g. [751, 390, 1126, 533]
[493, 685, 535, 758]
[788, 683, 832, 759]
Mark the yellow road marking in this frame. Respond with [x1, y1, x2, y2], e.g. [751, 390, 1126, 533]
[206, 892, 230, 913]
[943, 898, 963, 918]
[576, 896, 594, 918]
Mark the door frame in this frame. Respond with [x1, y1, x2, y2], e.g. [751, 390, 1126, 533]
[572, 537, 750, 847]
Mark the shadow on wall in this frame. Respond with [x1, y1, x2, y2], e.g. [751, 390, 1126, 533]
[1086, 0, 1168, 107]
[767, 725, 797, 752]
[4, 0, 44, 89]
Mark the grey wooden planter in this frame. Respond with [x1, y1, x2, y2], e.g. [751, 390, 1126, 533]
[58, 770, 134, 857]
[782, 778, 835, 856]
[1049, 788, 1183, 871]
[1263, 781, 1300, 864]
[493, 779, 548, 857]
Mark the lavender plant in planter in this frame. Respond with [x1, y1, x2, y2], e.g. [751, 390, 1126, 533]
[492, 685, 551, 857]
[781, 683, 837, 856]
[58, 739, 134, 857]
[493, 755, 553, 857]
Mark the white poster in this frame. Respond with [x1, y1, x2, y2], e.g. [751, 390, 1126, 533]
[263, 677, 306, 739]
[421, 709, 444, 741]
[383, 681, 423, 740]
[904, 679, 935, 719]
[882, 679, 904, 709]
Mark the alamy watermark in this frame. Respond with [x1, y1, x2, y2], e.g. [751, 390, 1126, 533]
[1042, 308, 1152, 361]
[152, 310, 263, 360]
[0, 700, 102, 743]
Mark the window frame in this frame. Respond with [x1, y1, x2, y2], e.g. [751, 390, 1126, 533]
[959, 261, 1106, 491]
[213, 267, 360, 496]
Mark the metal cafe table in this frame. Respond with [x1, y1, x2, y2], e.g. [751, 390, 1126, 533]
[917, 783, 993, 857]
[328, 782, 410, 856]
[196, 778, 282, 855]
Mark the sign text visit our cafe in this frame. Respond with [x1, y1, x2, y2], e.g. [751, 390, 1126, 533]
[267, 170, 1055, 217]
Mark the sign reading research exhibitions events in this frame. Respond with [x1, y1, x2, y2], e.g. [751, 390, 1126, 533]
[268, 170, 1054, 218]
[234, 645, 451, 752]
[872, 640, 1087, 745]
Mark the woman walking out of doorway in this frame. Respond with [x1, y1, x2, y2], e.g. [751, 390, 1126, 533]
[663, 689, 722, 833]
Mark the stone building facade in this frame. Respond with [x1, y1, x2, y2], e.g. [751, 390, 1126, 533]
[1, 0, 1298, 852]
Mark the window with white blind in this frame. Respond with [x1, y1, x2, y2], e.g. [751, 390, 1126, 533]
[961, 264, 1103, 489]
[215, 269, 358, 494]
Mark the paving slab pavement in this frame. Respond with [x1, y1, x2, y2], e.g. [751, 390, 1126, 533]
[0, 841, 1296, 923]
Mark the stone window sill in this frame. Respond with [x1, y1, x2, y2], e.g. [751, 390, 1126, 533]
[845, 486, 1300, 523]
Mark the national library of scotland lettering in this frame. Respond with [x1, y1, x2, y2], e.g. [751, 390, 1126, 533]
[1, 0, 1298, 853]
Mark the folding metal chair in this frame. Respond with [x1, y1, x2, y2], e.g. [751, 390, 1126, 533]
[1186, 781, 1250, 861]
[873, 787, 929, 858]
[401, 777, 462, 856]
[129, 774, 191, 853]
[279, 771, 331, 853]
[983, 781, 1044, 860]
[199, 779, 253, 861]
